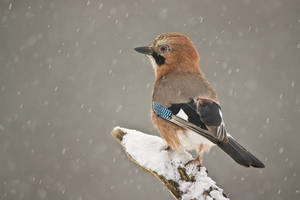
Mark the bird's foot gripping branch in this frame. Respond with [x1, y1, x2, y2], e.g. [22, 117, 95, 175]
[111, 127, 229, 200]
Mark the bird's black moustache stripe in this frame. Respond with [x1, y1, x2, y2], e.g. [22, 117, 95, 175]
[152, 52, 165, 66]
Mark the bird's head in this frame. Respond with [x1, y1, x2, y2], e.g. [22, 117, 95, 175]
[135, 33, 200, 77]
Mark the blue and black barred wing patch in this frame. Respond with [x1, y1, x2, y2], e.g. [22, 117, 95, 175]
[152, 102, 172, 120]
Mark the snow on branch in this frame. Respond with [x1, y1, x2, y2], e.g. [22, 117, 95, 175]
[111, 127, 229, 200]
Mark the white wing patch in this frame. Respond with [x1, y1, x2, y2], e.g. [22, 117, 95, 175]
[216, 108, 227, 141]
[218, 108, 223, 118]
[176, 109, 188, 121]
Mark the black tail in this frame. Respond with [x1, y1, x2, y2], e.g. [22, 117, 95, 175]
[217, 137, 265, 168]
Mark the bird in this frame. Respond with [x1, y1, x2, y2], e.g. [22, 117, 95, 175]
[134, 33, 265, 168]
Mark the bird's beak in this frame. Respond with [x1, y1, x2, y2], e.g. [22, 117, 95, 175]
[134, 46, 153, 55]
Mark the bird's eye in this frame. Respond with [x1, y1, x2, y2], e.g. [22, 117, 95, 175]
[159, 45, 170, 53]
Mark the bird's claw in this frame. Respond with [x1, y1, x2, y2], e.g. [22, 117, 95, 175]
[184, 156, 202, 167]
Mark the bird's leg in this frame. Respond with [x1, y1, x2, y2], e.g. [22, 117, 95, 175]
[184, 144, 206, 166]
[184, 155, 202, 167]
[197, 144, 206, 163]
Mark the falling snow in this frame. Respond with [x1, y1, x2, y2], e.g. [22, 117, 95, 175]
[0, 1, 299, 200]
[279, 147, 284, 154]
[291, 81, 295, 87]
[159, 8, 168, 20]
[8, 2, 12, 10]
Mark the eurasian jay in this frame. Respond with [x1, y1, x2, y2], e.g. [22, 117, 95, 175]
[134, 33, 264, 168]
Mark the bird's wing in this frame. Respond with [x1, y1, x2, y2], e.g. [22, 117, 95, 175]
[152, 99, 265, 168]
[168, 98, 228, 142]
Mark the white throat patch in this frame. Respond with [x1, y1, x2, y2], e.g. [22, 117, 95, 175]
[147, 55, 158, 69]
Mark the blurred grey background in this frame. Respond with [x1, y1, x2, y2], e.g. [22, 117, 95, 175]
[0, 0, 300, 199]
